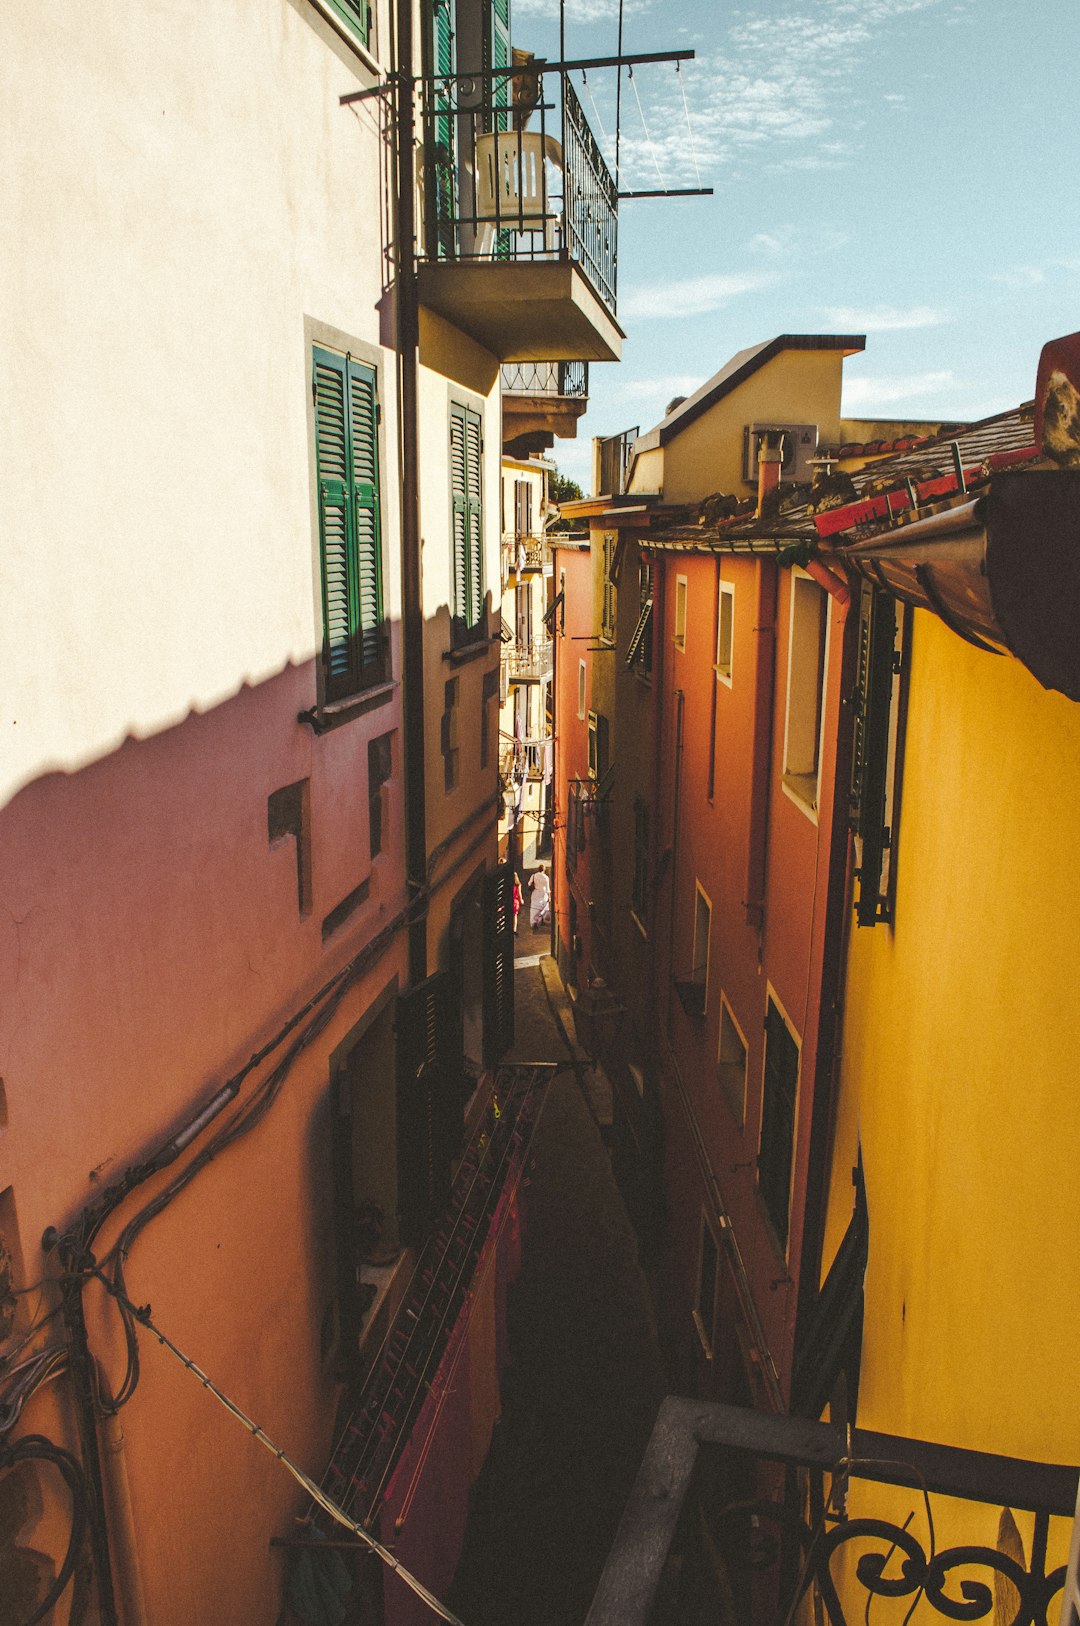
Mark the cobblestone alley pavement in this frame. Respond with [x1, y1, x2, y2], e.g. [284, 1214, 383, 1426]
[448, 956, 666, 1626]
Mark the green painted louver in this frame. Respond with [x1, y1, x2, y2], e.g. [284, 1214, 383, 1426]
[431, 0, 457, 258]
[313, 347, 384, 700]
[324, 0, 369, 46]
[449, 401, 484, 644]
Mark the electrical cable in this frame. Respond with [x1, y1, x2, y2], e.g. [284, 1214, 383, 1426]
[0, 1433, 88, 1626]
[83, 1269, 467, 1626]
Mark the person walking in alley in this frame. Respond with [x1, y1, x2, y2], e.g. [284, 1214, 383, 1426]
[528, 865, 550, 930]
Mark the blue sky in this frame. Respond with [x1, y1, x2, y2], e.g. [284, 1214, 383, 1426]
[513, 0, 1080, 487]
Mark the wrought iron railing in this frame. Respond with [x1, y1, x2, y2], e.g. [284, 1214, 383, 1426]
[500, 732, 548, 782]
[502, 636, 553, 683]
[503, 533, 548, 573]
[501, 360, 589, 399]
[586, 1399, 1078, 1626]
[598, 425, 639, 496]
[419, 70, 618, 316]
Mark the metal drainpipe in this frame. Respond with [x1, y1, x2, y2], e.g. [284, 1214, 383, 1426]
[645, 559, 664, 1031]
[58, 1264, 119, 1625]
[394, 0, 427, 985]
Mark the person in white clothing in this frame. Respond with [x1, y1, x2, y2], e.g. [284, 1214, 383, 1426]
[528, 865, 550, 928]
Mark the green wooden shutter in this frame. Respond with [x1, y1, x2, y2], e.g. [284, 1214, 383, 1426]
[430, 0, 457, 259]
[347, 361, 384, 683]
[313, 347, 384, 700]
[396, 971, 463, 1248]
[325, 0, 369, 46]
[482, 864, 515, 1066]
[450, 402, 484, 643]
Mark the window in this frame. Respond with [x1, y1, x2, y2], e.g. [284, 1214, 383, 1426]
[675, 882, 710, 1016]
[577, 658, 586, 720]
[450, 401, 484, 645]
[313, 347, 385, 701]
[625, 556, 654, 677]
[368, 733, 393, 860]
[692, 1211, 720, 1359]
[674, 575, 687, 650]
[717, 995, 747, 1127]
[716, 580, 735, 686]
[323, 0, 370, 47]
[558, 568, 566, 636]
[759, 995, 800, 1252]
[587, 711, 608, 781]
[441, 678, 459, 792]
[783, 570, 828, 810]
[631, 798, 649, 925]
[268, 779, 312, 916]
[480, 667, 499, 770]
[514, 479, 532, 538]
[600, 530, 617, 642]
[850, 585, 908, 927]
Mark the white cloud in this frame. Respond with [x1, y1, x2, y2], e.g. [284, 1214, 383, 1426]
[615, 374, 705, 403]
[620, 272, 774, 321]
[819, 303, 949, 331]
[843, 370, 956, 408]
[584, 0, 949, 191]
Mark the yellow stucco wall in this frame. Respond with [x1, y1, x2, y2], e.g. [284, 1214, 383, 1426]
[629, 348, 851, 504]
[823, 609, 1080, 1567]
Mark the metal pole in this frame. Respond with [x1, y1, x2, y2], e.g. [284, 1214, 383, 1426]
[394, 0, 428, 986]
[615, 0, 624, 184]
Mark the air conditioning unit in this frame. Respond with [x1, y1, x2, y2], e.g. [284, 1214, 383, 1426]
[743, 423, 819, 486]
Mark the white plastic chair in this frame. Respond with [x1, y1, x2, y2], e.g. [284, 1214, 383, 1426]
[473, 130, 563, 257]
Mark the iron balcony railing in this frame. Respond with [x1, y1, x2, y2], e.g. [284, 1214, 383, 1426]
[503, 532, 549, 574]
[502, 635, 553, 684]
[420, 70, 618, 316]
[500, 732, 549, 782]
[501, 360, 589, 399]
[598, 425, 639, 496]
[586, 1398, 1078, 1626]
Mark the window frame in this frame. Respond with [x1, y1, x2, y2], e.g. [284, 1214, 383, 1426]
[717, 993, 748, 1128]
[674, 574, 688, 651]
[757, 990, 801, 1258]
[715, 579, 735, 687]
[312, 344, 386, 705]
[781, 567, 830, 818]
[577, 658, 587, 721]
[321, 0, 370, 46]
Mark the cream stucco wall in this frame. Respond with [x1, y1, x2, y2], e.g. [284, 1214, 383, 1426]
[1, 0, 397, 803]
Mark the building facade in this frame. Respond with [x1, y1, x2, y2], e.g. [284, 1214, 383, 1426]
[1, 0, 620, 1621]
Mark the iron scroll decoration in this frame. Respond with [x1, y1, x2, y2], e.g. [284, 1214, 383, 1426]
[713, 1501, 1067, 1626]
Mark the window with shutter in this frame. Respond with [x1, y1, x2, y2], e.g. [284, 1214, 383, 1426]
[429, 0, 457, 258]
[850, 583, 905, 928]
[450, 401, 485, 646]
[758, 997, 800, 1253]
[323, 0, 370, 47]
[395, 971, 463, 1248]
[482, 864, 515, 1066]
[313, 346, 385, 701]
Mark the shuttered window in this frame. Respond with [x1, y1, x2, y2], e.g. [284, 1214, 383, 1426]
[429, 0, 457, 258]
[313, 347, 385, 701]
[482, 864, 515, 1066]
[450, 401, 484, 645]
[396, 971, 464, 1248]
[323, 0, 370, 46]
[759, 998, 799, 1252]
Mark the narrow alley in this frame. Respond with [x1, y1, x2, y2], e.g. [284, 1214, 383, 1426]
[448, 957, 666, 1626]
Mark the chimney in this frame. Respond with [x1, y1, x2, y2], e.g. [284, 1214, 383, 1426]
[756, 427, 787, 515]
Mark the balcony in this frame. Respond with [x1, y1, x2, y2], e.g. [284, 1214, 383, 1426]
[418, 71, 623, 363]
[502, 360, 589, 455]
[500, 732, 549, 784]
[502, 531, 549, 579]
[586, 1398, 1077, 1626]
[598, 424, 639, 496]
[502, 634, 553, 686]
